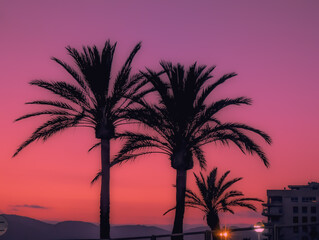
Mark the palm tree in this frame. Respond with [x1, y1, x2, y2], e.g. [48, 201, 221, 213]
[113, 62, 272, 239]
[13, 40, 141, 239]
[164, 168, 263, 237]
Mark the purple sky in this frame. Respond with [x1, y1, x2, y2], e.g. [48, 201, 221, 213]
[1, 0, 319, 226]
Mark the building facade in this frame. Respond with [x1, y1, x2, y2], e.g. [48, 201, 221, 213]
[263, 182, 319, 240]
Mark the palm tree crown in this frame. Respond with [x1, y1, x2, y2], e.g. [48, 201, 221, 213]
[115, 61, 271, 169]
[165, 168, 263, 232]
[14, 40, 141, 156]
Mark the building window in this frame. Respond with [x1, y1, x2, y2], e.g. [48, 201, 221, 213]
[302, 216, 308, 223]
[311, 206, 316, 213]
[310, 226, 318, 236]
[291, 197, 298, 202]
[293, 206, 298, 213]
[293, 226, 299, 233]
[302, 206, 308, 213]
[271, 196, 283, 203]
[303, 226, 308, 233]
[293, 216, 298, 223]
[271, 216, 280, 223]
[311, 216, 317, 222]
[302, 197, 316, 202]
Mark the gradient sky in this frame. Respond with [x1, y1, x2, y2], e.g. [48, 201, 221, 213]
[1, 0, 319, 227]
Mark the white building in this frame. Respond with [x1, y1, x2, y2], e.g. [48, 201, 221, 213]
[263, 182, 319, 240]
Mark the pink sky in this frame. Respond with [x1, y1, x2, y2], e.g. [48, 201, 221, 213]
[1, 0, 319, 227]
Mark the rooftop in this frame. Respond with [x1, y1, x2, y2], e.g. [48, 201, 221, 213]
[288, 182, 319, 190]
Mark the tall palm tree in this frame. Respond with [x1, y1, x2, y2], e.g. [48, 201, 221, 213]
[164, 168, 263, 236]
[113, 62, 272, 239]
[13, 40, 141, 239]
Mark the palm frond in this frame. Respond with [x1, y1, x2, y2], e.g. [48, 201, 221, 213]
[116, 132, 171, 153]
[216, 123, 272, 144]
[51, 57, 89, 93]
[192, 146, 207, 169]
[219, 205, 235, 214]
[113, 42, 141, 92]
[227, 197, 263, 211]
[216, 170, 231, 194]
[193, 172, 210, 204]
[221, 190, 244, 201]
[140, 67, 172, 111]
[160, 62, 185, 102]
[231, 128, 270, 167]
[193, 65, 216, 93]
[164, 186, 208, 216]
[206, 168, 218, 200]
[25, 100, 78, 111]
[163, 203, 206, 216]
[185, 190, 207, 211]
[88, 142, 101, 152]
[217, 177, 242, 199]
[195, 73, 237, 108]
[13, 113, 84, 157]
[111, 151, 166, 167]
[109, 43, 142, 110]
[194, 125, 270, 167]
[30, 80, 89, 108]
[163, 206, 177, 215]
[122, 107, 173, 144]
[188, 97, 252, 138]
[91, 170, 102, 184]
[15, 110, 73, 122]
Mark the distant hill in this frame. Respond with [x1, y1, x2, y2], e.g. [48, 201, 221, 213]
[0, 214, 53, 240]
[54, 220, 99, 239]
[0, 214, 169, 240]
[0, 214, 261, 240]
[112, 225, 169, 238]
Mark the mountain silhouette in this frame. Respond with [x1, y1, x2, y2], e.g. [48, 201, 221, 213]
[0, 214, 169, 240]
[0, 214, 259, 240]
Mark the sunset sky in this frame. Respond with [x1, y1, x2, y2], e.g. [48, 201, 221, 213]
[1, 0, 319, 228]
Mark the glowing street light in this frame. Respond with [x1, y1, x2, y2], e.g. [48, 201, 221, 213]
[219, 230, 229, 240]
[254, 222, 265, 240]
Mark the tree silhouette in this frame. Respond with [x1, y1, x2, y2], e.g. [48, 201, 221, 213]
[113, 62, 271, 239]
[165, 168, 263, 237]
[13, 40, 141, 239]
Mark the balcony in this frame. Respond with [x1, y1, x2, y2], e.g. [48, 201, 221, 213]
[262, 208, 283, 216]
[262, 202, 282, 207]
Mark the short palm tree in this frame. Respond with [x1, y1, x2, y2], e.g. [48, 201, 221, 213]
[165, 168, 263, 235]
[113, 62, 271, 238]
[13, 40, 141, 239]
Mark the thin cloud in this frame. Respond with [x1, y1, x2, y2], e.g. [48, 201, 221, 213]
[11, 204, 49, 210]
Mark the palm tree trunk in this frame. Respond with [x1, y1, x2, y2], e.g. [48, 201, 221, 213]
[100, 138, 110, 239]
[172, 169, 187, 240]
[206, 212, 220, 239]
